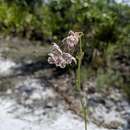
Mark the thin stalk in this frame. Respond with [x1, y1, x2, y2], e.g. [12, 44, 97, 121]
[75, 35, 87, 130]
[81, 97, 88, 130]
[76, 35, 84, 91]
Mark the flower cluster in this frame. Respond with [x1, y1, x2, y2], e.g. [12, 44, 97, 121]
[48, 31, 81, 68]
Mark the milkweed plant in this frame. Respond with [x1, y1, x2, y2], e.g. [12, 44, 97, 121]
[48, 31, 87, 130]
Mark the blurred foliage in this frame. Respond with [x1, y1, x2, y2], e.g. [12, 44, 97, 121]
[0, 0, 130, 97]
[0, 0, 54, 40]
[96, 69, 123, 89]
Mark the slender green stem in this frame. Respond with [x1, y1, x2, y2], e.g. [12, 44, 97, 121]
[75, 35, 87, 130]
[76, 35, 84, 91]
[81, 97, 88, 130]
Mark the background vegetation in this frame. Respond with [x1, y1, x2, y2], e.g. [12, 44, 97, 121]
[0, 0, 129, 97]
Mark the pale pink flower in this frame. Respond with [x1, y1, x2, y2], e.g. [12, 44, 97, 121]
[51, 43, 62, 55]
[48, 43, 64, 66]
[48, 53, 66, 68]
[68, 30, 75, 36]
[62, 52, 77, 64]
[48, 53, 55, 64]
[62, 31, 80, 50]
[58, 57, 66, 68]
[48, 42, 77, 68]
[48, 43, 65, 68]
